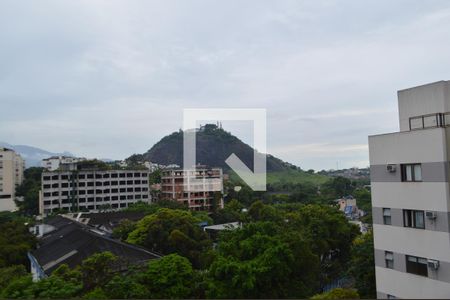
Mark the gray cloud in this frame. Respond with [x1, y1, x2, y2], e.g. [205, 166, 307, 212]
[1, 0, 450, 170]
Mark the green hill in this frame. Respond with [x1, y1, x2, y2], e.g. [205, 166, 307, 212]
[131, 124, 329, 185]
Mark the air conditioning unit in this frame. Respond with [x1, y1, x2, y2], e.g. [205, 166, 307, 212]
[428, 259, 440, 270]
[386, 164, 396, 173]
[426, 211, 437, 220]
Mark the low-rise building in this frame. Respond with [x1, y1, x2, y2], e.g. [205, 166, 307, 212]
[41, 156, 86, 171]
[40, 169, 151, 215]
[0, 148, 25, 211]
[161, 167, 223, 211]
[28, 215, 160, 281]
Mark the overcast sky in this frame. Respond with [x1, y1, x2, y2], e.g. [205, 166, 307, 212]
[1, 0, 450, 170]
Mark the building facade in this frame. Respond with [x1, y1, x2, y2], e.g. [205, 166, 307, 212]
[369, 81, 450, 298]
[161, 167, 223, 211]
[0, 148, 25, 211]
[40, 169, 151, 215]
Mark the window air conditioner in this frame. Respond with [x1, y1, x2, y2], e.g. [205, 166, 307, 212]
[426, 211, 437, 220]
[386, 164, 396, 173]
[427, 259, 440, 270]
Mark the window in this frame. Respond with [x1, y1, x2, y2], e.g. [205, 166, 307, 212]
[385, 251, 394, 269]
[404, 210, 425, 229]
[401, 164, 422, 182]
[406, 255, 428, 277]
[383, 208, 392, 225]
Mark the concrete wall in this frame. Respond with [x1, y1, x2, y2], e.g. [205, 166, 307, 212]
[398, 81, 450, 132]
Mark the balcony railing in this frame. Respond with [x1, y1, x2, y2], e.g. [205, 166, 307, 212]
[409, 113, 450, 130]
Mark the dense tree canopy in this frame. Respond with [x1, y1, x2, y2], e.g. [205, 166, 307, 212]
[127, 208, 212, 268]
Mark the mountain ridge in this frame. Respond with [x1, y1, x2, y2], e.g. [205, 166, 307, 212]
[0, 141, 74, 167]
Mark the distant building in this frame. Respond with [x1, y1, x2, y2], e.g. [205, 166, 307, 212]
[161, 167, 223, 211]
[0, 148, 24, 211]
[369, 81, 450, 298]
[28, 215, 160, 281]
[39, 169, 151, 215]
[42, 156, 86, 171]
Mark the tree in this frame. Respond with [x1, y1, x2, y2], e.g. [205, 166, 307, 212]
[104, 274, 149, 299]
[127, 209, 212, 268]
[286, 205, 359, 287]
[112, 219, 137, 241]
[0, 220, 36, 268]
[207, 221, 320, 298]
[144, 254, 194, 298]
[311, 288, 359, 299]
[149, 169, 161, 184]
[26, 275, 82, 299]
[323, 177, 353, 199]
[15, 167, 44, 215]
[348, 231, 376, 298]
[0, 265, 27, 291]
[79, 252, 118, 291]
[0, 275, 33, 299]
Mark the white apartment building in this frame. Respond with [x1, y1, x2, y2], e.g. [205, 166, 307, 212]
[0, 148, 25, 211]
[369, 81, 450, 299]
[40, 169, 151, 215]
[161, 167, 223, 211]
[41, 156, 86, 171]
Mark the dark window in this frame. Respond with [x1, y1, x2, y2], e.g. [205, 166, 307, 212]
[119, 173, 126, 178]
[61, 175, 68, 180]
[78, 174, 86, 179]
[79, 182, 86, 187]
[96, 182, 102, 186]
[43, 176, 51, 181]
[120, 181, 126, 185]
[103, 174, 110, 179]
[87, 174, 94, 179]
[134, 172, 141, 177]
[87, 182, 94, 187]
[385, 251, 394, 269]
[111, 173, 118, 178]
[120, 188, 126, 193]
[406, 255, 428, 277]
[383, 208, 392, 225]
[112, 196, 118, 201]
[404, 210, 425, 229]
[401, 164, 422, 182]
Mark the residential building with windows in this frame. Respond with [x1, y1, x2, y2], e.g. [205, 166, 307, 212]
[39, 168, 151, 215]
[161, 167, 224, 211]
[0, 148, 25, 211]
[369, 81, 450, 298]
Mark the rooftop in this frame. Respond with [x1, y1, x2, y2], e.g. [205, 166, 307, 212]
[31, 216, 160, 275]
